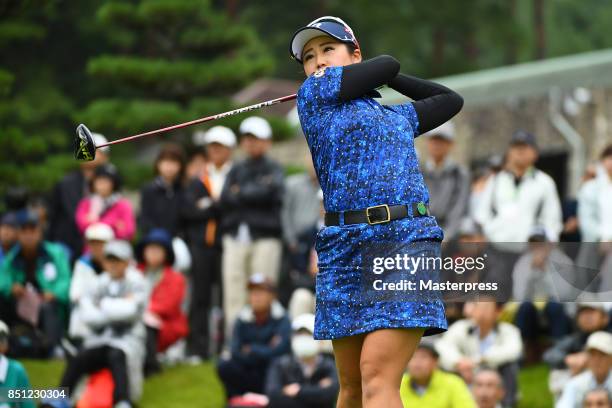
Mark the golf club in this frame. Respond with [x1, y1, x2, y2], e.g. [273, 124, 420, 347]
[74, 93, 297, 161]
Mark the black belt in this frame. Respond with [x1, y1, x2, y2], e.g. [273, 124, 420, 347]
[324, 202, 430, 226]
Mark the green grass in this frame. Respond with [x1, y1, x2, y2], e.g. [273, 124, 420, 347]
[518, 364, 553, 408]
[21, 359, 225, 408]
[22, 359, 551, 407]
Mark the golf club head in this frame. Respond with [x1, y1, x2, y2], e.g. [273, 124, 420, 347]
[74, 124, 96, 161]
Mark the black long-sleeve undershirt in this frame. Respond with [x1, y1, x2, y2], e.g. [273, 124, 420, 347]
[339, 55, 400, 101]
[339, 55, 464, 135]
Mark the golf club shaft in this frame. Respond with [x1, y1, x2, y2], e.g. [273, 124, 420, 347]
[96, 93, 297, 148]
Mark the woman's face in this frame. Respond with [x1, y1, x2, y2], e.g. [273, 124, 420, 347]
[302, 36, 361, 77]
[157, 158, 181, 182]
[144, 243, 167, 268]
[93, 176, 114, 197]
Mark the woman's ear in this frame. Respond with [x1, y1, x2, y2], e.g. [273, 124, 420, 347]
[351, 48, 362, 63]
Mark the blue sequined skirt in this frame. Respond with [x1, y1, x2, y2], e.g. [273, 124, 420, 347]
[313, 216, 448, 340]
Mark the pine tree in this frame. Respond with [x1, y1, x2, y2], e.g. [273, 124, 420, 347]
[0, 1, 76, 201]
[78, 0, 277, 140]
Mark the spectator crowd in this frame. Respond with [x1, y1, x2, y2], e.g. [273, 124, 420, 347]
[0, 116, 611, 408]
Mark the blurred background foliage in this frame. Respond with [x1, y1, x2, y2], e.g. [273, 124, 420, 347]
[2, 0, 612, 197]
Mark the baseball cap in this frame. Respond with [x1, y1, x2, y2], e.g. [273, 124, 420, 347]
[1, 212, 19, 228]
[292, 313, 315, 333]
[577, 302, 609, 313]
[247, 273, 275, 291]
[92, 133, 110, 154]
[104, 240, 133, 261]
[528, 225, 550, 242]
[85, 223, 115, 242]
[510, 130, 537, 149]
[585, 331, 612, 355]
[424, 121, 455, 141]
[239, 116, 272, 140]
[201, 126, 237, 148]
[16, 209, 39, 228]
[290, 16, 359, 63]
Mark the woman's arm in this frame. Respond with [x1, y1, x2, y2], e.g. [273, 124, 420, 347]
[387, 73, 463, 134]
[339, 55, 400, 101]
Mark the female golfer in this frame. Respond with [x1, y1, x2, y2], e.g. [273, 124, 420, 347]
[290, 16, 463, 407]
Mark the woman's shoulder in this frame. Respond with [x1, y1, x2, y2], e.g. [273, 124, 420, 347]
[163, 266, 186, 283]
[297, 66, 344, 101]
[115, 196, 134, 208]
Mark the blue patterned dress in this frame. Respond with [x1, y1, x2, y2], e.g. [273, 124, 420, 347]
[297, 66, 448, 340]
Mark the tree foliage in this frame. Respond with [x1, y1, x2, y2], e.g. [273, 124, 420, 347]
[2, 0, 612, 201]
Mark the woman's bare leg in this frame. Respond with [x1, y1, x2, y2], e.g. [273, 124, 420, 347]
[360, 328, 424, 408]
[332, 333, 366, 408]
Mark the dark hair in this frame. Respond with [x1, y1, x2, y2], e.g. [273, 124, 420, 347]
[469, 295, 505, 309]
[136, 228, 175, 266]
[92, 164, 122, 192]
[601, 144, 612, 160]
[345, 42, 358, 55]
[155, 143, 186, 181]
[417, 343, 439, 359]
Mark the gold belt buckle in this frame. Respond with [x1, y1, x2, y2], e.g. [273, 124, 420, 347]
[366, 204, 391, 225]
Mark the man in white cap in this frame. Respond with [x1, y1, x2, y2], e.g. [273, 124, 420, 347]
[68, 223, 115, 341]
[49, 132, 111, 261]
[57, 240, 147, 407]
[421, 121, 470, 241]
[219, 116, 285, 339]
[265, 313, 339, 408]
[556, 331, 612, 408]
[544, 302, 610, 398]
[182, 125, 236, 360]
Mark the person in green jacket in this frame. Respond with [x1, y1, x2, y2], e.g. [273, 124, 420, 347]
[0, 320, 36, 408]
[400, 343, 476, 408]
[0, 210, 70, 355]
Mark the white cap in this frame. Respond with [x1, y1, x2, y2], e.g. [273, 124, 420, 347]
[292, 313, 315, 333]
[577, 302, 609, 313]
[424, 121, 455, 141]
[585, 331, 612, 355]
[85, 223, 115, 242]
[239, 116, 272, 140]
[528, 225, 553, 242]
[92, 133, 110, 154]
[0, 320, 9, 337]
[202, 126, 237, 148]
[103, 240, 133, 261]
